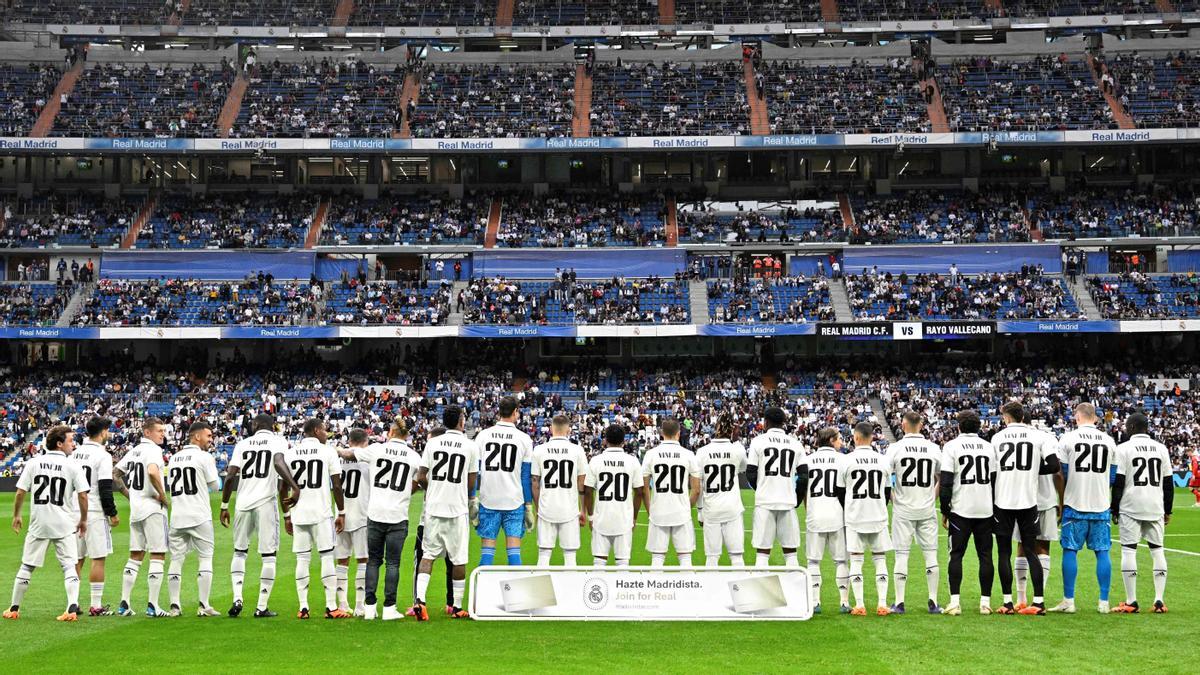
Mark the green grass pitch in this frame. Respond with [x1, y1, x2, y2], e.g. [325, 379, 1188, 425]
[1, 490, 1196, 673]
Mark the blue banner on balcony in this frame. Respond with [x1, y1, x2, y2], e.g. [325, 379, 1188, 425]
[458, 325, 578, 338]
[843, 244, 1062, 275]
[0, 326, 100, 339]
[101, 251, 317, 280]
[996, 320, 1120, 333]
[474, 249, 686, 279]
[219, 326, 340, 339]
[698, 323, 817, 337]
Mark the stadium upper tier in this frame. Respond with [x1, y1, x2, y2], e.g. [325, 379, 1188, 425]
[11, 47, 1199, 139]
[4, 187, 1197, 250]
[1089, 273, 1200, 319]
[844, 269, 1084, 321]
[460, 276, 690, 324]
[3, 0, 1198, 26]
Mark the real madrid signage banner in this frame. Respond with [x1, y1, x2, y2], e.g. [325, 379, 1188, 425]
[469, 566, 812, 621]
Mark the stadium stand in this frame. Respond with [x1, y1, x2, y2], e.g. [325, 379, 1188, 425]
[138, 193, 318, 249]
[836, 0, 992, 21]
[54, 63, 234, 138]
[938, 55, 1115, 131]
[184, 0, 332, 26]
[707, 275, 834, 322]
[324, 279, 453, 325]
[497, 194, 666, 247]
[1110, 50, 1200, 129]
[0, 63, 62, 136]
[844, 268, 1083, 320]
[0, 283, 72, 326]
[678, 203, 846, 244]
[234, 59, 403, 138]
[353, 1, 494, 26]
[850, 190, 1033, 244]
[1089, 272, 1200, 319]
[513, 0, 659, 25]
[409, 64, 576, 139]
[3, 0, 169, 25]
[71, 277, 321, 326]
[321, 192, 489, 245]
[589, 61, 749, 137]
[1, 195, 136, 249]
[761, 59, 931, 134]
[1028, 185, 1200, 239]
[460, 276, 690, 324]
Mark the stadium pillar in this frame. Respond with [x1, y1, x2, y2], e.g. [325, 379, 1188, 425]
[838, 194, 855, 234]
[743, 61, 770, 136]
[659, 0, 675, 25]
[496, 0, 515, 28]
[572, 64, 593, 138]
[484, 197, 502, 248]
[217, 75, 249, 139]
[1155, 0, 1176, 10]
[398, 72, 421, 140]
[305, 198, 330, 249]
[666, 197, 679, 247]
[332, 0, 355, 26]
[819, 0, 839, 22]
[121, 193, 158, 249]
[912, 60, 950, 134]
[1085, 53, 1135, 130]
[30, 61, 83, 138]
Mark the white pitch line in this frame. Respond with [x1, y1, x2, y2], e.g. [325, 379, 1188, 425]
[1111, 538, 1200, 557]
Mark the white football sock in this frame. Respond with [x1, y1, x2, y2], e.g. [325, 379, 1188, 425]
[650, 553, 665, 568]
[1150, 546, 1167, 603]
[615, 559, 629, 567]
[121, 559, 142, 605]
[706, 555, 720, 567]
[452, 579, 465, 608]
[730, 554, 745, 568]
[1038, 554, 1051, 594]
[537, 549, 552, 566]
[563, 550, 577, 567]
[1014, 556, 1028, 604]
[147, 559, 164, 609]
[257, 555, 276, 611]
[835, 560, 850, 606]
[230, 550, 247, 603]
[415, 572, 431, 603]
[335, 564, 349, 609]
[320, 553, 337, 611]
[168, 558, 184, 608]
[873, 554, 889, 608]
[893, 551, 909, 605]
[89, 582, 104, 608]
[924, 549, 940, 604]
[62, 561, 80, 610]
[1120, 546, 1138, 604]
[783, 553, 799, 568]
[755, 552, 770, 567]
[11, 564, 32, 608]
[294, 552, 311, 610]
[354, 563, 366, 612]
[808, 560, 822, 606]
[849, 554, 865, 607]
[198, 557, 213, 608]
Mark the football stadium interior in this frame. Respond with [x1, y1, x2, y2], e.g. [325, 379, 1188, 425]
[2, 1, 1200, 671]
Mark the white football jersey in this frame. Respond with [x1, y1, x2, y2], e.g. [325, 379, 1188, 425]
[1034, 427, 1060, 510]
[1115, 434, 1172, 520]
[282, 437, 342, 526]
[585, 447, 644, 536]
[338, 454, 370, 531]
[804, 447, 846, 533]
[116, 438, 168, 523]
[991, 423, 1057, 511]
[839, 446, 889, 532]
[167, 444, 219, 530]
[17, 449, 88, 539]
[422, 430, 479, 519]
[747, 428, 806, 509]
[232, 430, 289, 512]
[941, 434, 997, 519]
[531, 436, 587, 524]
[356, 440, 424, 524]
[475, 422, 534, 511]
[1058, 424, 1117, 513]
[71, 440, 112, 516]
[642, 441, 701, 527]
[886, 433, 942, 521]
[695, 439, 746, 524]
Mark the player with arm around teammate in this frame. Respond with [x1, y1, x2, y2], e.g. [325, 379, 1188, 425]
[165, 421, 221, 617]
[474, 397, 534, 567]
[335, 428, 371, 617]
[1050, 403, 1118, 614]
[1111, 412, 1173, 614]
[746, 407, 808, 568]
[113, 417, 171, 618]
[4, 425, 88, 622]
[885, 411, 944, 615]
[584, 425, 647, 567]
[72, 416, 121, 616]
[531, 415, 588, 567]
[940, 411, 997, 616]
[280, 418, 347, 620]
[696, 415, 747, 567]
[804, 426, 850, 614]
[838, 422, 893, 617]
[642, 418, 702, 568]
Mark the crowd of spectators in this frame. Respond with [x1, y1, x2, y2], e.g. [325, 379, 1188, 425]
[845, 266, 1084, 320]
[0, 283, 72, 326]
[678, 204, 846, 243]
[321, 192, 489, 245]
[708, 275, 834, 323]
[851, 190, 1034, 244]
[461, 273, 689, 324]
[1089, 272, 1200, 319]
[325, 278, 452, 325]
[673, 0, 822, 23]
[235, 59, 403, 138]
[938, 55, 1114, 131]
[184, 0, 330, 26]
[1, 195, 135, 248]
[352, 0, 492, 26]
[410, 64, 576, 138]
[836, 0, 992, 21]
[140, 193, 318, 249]
[3, 0, 171, 25]
[497, 194, 666, 247]
[0, 63, 61, 136]
[1108, 50, 1200, 129]
[1028, 185, 1200, 239]
[761, 58, 931, 135]
[513, 0, 658, 25]
[589, 61, 749, 137]
[71, 275, 321, 326]
[55, 62, 233, 138]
